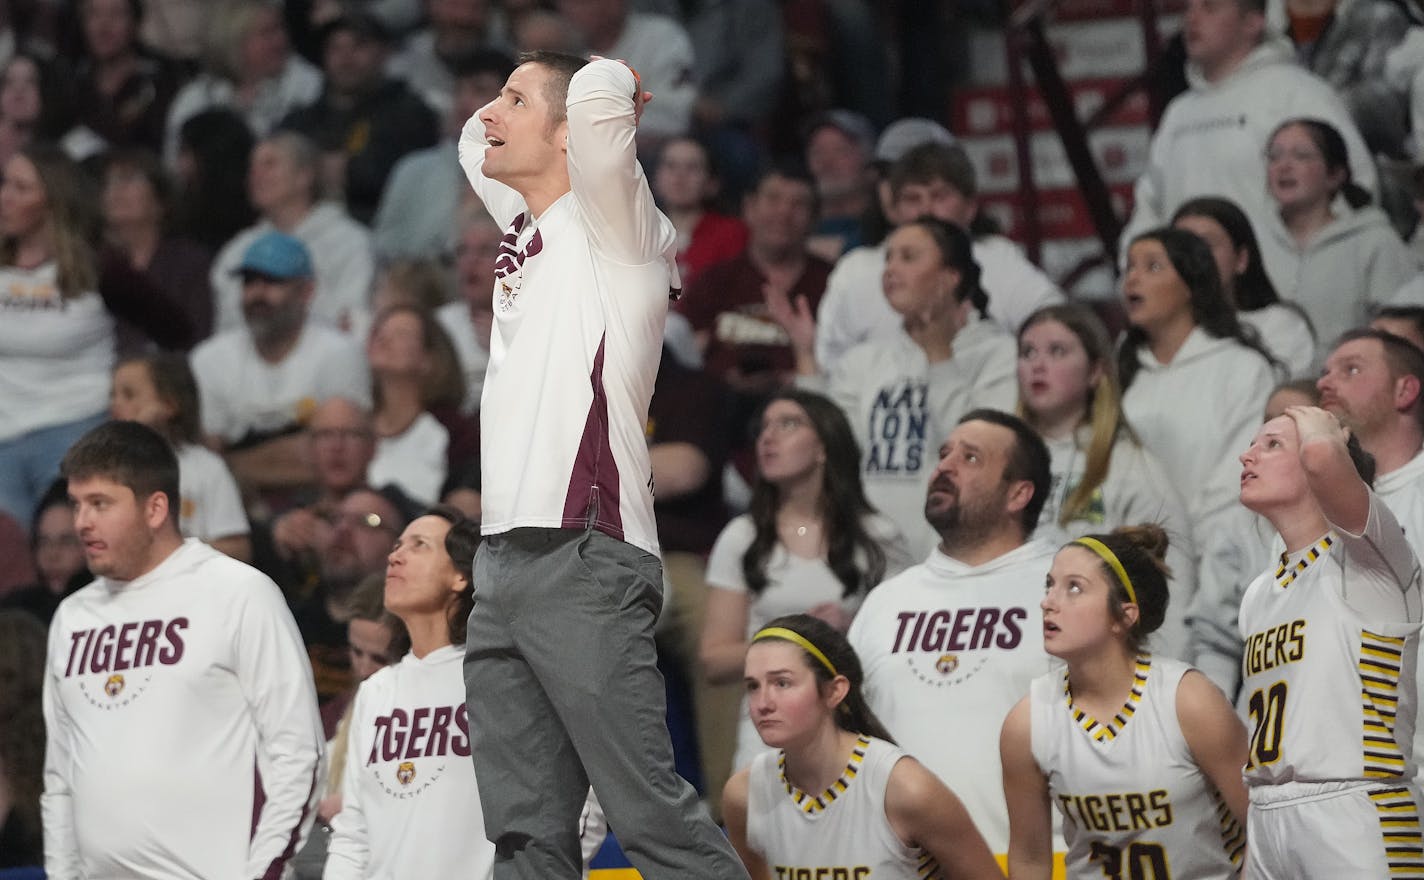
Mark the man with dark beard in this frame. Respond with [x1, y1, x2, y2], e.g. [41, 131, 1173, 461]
[848, 408, 1061, 863]
[190, 232, 369, 500]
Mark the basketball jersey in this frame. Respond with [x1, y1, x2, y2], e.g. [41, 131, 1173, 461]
[1238, 491, 1423, 788]
[746, 735, 940, 880]
[1030, 655, 1244, 879]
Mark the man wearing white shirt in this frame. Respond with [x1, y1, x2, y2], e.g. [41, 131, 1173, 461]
[42, 420, 323, 880]
[849, 408, 1059, 861]
[191, 232, 369, 498]
[457, 51, 746, 880]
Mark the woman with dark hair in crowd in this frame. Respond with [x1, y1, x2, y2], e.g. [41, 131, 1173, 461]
[1016, 303, 1197, 657]
[169, 108, 257, 250]
[73, 0, 181, 152]
[0, 51, 103, 166]
[723, 613, 1000, 880]
[0, 610, 47, 868]
[101, 147, 214, 347]
[1172, 195, 1316, 377]
[700, 389, 912, 773]
[0, 143, 192, 527]
[1263, 117, 1416, 349]
[326, 507, 489, 877]
[777, 216, 1017, 556]
[326, 508, 605, 876]
[0, 482, 88, 625]
[367, 304, 478, 505]
[652, 135, 747, 288]
[1001, 526, 1248, 879]
[1118, 227, 1277, 533]
[1234, 405, 1422, 877]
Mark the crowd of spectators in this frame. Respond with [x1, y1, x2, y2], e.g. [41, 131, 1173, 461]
[14, 0, 1424, 874]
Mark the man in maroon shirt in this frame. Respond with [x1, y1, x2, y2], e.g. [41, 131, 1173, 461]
[677, 165, 829, 398]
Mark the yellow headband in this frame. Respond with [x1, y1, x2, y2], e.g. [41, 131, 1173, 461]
[1073, 537, 1138, 605]
[752, 627, 838, 677]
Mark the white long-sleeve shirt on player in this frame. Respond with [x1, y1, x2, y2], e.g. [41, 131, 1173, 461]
[808, 315, 1017, 557]
[41, 539, 323, 880]
[1029, 655, 1245, 878]
[1121, 328, 1277, 528]
[1238, 491, 1422, 788]
[1034, 429, 1199, 660]
[848, 539, 1059, 856]
[458, 60, 678, 556]
[745, 736, 939, 880]
[325, 645, 493, 880]
[813, 237, 1064, 367]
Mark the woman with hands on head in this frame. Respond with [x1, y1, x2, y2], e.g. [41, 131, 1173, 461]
[723, 613, 1002, 880]
[1000, 525, 1248, 880]
[1235, 404, 1424, 879]
[772, 216, 1017, 556]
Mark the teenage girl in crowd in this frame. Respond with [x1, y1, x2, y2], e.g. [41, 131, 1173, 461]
[1118, 227, 1278, 533]
[1236, 405, 1423, 877]
[0, 144, 193, 527]
[1171, 196, 1316, 377]
[1263, 118, 1416, 350]
[777, 216, 1017, 555]
[723, 613, 1002, 880]
[110, 352, 251, 561]
[1016, 303, 1197, 658]
[699, 390, 913, 773]
[1001, 526, 1249, 879]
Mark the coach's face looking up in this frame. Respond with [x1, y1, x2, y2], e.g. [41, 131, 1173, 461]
[477, 61, 569, 212]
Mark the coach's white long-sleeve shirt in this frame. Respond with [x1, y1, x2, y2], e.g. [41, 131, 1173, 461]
[42, 539, 323, 880]
[459, 59, 678, 557]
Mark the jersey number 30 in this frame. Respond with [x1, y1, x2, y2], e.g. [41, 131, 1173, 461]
[1246, 681, 1288, 768]
[1088, 841, 1169, 879]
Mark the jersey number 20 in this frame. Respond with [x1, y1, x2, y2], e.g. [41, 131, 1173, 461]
[1088, 841, 1169, 879]
[1246, 680, 1288, 768]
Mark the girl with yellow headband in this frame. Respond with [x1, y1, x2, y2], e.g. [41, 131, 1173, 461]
[723, 613, 1001, 880]
[1000, 526, 1249, 880]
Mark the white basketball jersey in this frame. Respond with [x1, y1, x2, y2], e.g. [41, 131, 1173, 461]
[1238, 492, 1423, 788]
[746, 735, 940, 880]
[1030, 655, 1244, 880]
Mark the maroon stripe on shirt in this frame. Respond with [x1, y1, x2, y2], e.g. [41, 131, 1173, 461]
[257, 761, 320, 880]
[563, 334, 624, 540]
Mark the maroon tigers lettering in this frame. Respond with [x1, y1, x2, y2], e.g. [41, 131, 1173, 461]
[64, 618, 189, 676]
[493, 212, 544, 311]
[367, 705, 471, 764]
[890, 607, 1027, 653]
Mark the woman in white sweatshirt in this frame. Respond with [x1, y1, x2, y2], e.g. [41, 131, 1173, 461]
[1263, 117, 1417, 348]
[1118, 227, 1279, 533]
[1016, 302, 1197, 658]
[777, 217, 1018, 556]
[1172, 195, 1317, 377]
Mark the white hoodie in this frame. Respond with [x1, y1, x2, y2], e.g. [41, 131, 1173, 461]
[809, 314, 1018, 557]
[1262, 204, 1417, 349]
[1121, 328, 1277, 527]
[1122, 39, 1376, 295]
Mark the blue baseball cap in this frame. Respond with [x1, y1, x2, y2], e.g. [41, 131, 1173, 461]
[234, 231, 313, 280]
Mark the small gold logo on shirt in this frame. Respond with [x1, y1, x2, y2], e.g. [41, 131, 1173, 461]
[396, 761, 416, 786]
[104, 674, 125, 697]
